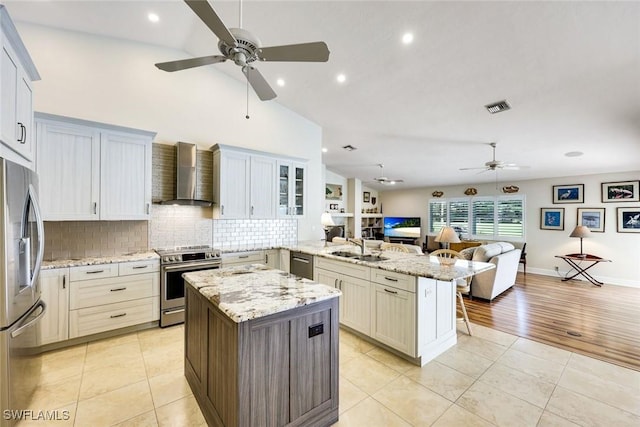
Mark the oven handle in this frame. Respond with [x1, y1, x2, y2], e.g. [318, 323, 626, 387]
[162, 262, 221, 272]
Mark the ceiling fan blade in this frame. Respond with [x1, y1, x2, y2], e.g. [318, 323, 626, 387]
[459, 167, 487, 171]
[242, 66, 277, 101]
[501, 165, 521, 170]
[185, 0, 237, 47]
[155, 55, 227, 72]
[258, 42, 330, 62]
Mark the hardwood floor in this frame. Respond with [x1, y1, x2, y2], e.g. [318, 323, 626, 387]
[464, 272, 640, 371]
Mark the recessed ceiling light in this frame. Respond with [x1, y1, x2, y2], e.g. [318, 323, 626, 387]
[336, 74, 346, 83]
[148, 13, 159, 23]
[402, 33, 414, 44]
[276, 78, 285, 87]
[321, 147, 328, 153]
[565, 151, 584, 158]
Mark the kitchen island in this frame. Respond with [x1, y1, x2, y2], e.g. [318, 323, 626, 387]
[183, 264, 341, 427]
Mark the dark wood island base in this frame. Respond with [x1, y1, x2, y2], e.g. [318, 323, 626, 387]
[185, 284, 339, 427]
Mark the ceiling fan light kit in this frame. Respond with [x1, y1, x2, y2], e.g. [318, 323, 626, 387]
[154, 0, 330, 102]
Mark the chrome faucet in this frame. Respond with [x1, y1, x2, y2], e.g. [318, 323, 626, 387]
[347, 238, 366, 255]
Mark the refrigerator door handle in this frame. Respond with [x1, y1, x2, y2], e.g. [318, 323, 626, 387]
[10, 300, 46, 338]
[26, 184, 45, 288]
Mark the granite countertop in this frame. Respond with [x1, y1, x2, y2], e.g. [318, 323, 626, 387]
[42, 251, 160, 270]
[289, 241, 495, 281]
[183, 264, 341, 323]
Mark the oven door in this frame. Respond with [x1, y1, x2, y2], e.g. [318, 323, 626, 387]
[160, 262, 219, 327]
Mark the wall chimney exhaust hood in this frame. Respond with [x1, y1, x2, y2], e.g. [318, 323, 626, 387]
[161, 142, 212, 206]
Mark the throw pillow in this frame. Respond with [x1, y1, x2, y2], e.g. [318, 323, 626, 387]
[459, 247, 476, 260]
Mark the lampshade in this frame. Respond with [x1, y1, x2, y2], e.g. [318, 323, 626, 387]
[320, 212, 335, 227]
[435, 226, 461, 244]
[569, 225, 591, 239]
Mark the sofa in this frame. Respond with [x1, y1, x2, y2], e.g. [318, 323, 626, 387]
[459, 242, 521, 300]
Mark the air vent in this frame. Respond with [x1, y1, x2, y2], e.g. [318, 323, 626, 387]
[342, 145, 357, 151]
[485, 100, 511, 114]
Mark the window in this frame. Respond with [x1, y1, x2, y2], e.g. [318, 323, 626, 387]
[428, 200, 446, 233]
[449, 200, 469, 235]
[428, 195, 525, 240]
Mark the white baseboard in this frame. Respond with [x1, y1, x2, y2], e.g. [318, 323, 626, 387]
[524, 267, 640, 288]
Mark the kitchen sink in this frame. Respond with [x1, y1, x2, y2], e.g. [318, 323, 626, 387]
[330, 251, 359, 258]
[355, 255, 388, 262]
[330, 251, 388, 262]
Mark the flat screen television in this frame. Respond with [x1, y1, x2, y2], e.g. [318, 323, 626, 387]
[383, 217, 421, 239]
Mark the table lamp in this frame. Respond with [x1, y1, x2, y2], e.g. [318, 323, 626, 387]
[435, 226, 460, 250]
[569, 225, 591, 257]
[321, 212, 335, 246]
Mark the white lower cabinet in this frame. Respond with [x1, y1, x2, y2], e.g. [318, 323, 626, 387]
[264, 249, 280, 269]
[371, 284, 416, 356]
[314, 257, 371, 336]
[37, 268, 69, 345]
[315, 255, 456, 363]
[68, 259, 159, 339]
[221, 251, 265, 267]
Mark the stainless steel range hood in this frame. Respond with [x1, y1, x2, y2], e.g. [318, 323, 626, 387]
[161, 142, 212, 206]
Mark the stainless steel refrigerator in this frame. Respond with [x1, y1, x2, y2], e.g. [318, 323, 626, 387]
[0, 158, 45, 426]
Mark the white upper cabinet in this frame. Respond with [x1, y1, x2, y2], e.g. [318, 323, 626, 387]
[36, 120, 100, 220]
[35, 113, 155, 221]
[0, 5, 40, 164]
[212, 144, 302, 219]
[100, 131, 152, 220]
[250, 155, 277, 218]
[214, 149, 250, 218]
[277, 161, 306, 218]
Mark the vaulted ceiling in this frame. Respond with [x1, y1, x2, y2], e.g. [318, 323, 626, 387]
[6, 1, 640, 189]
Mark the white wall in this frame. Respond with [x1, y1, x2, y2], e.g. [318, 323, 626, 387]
[18, 23, 323, 241]
[380, 171, 640, 287]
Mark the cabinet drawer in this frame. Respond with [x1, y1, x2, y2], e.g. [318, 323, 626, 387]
[70, 273, 156, 310]
[69, 297, 154, 338]
[70, 264, 118, 281]
[119, 259, 159, 276]
[371, 269, 416, 293]
[222, 251, 264, 266]
[315, 257, 370, 280]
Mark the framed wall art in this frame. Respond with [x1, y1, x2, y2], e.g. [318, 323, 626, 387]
[617, 207, 640, 233]
[601, 180, 640, 203]
[552, 184, 584, 204]
[363, 191, 370, 203]
[540, 207, 565, 230]
[577, 208, 605, 232]
[325, 184, 343, 200]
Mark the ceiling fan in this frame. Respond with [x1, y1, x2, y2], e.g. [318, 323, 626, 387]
[155, 0, 330, 101]
[370, 164, 404, 185]
[460, 142, 523, 172]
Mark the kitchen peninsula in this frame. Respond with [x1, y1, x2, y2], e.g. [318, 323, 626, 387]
[183, 265, 341, 427]
[294, 242, 495, 365]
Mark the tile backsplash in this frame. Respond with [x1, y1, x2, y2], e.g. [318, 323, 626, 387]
[149, 205, 213, 249]
[44, 221, 148, 260]
[212, 218, 298, 250]
[44, 208, 298, 260]
[150, 205, 297, 250]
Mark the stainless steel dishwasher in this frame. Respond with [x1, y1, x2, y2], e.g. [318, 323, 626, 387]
[290, 251, 314, 280]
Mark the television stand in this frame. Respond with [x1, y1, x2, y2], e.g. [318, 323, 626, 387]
[388, 237, 418, 245]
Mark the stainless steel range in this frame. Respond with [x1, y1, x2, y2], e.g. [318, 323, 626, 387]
[156, 245, 221, 327]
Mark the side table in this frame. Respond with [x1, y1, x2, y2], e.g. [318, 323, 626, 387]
[554, 254, 611, 287]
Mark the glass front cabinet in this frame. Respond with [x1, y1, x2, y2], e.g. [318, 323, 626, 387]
[278, 161, 306, 217]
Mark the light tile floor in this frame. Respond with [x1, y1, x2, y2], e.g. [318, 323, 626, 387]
[18, 322, 640, 426]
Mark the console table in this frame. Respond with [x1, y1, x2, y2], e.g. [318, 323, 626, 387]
[555, 254, 611, 287]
